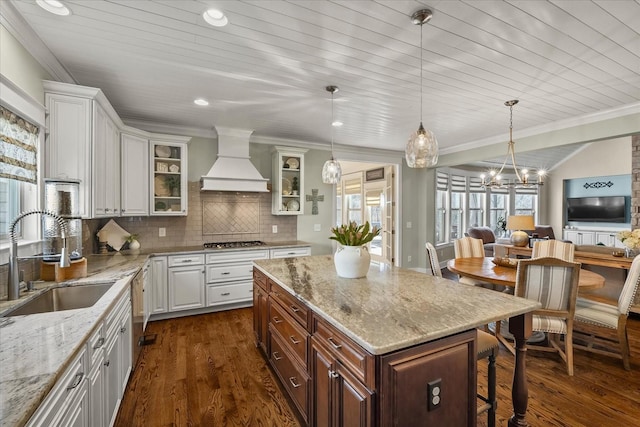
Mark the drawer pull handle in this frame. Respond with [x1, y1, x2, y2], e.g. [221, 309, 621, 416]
[221, 272, 231, 275]
[221, 292, 231, 296]
[328, 337, 342, 350]
[289, 335, 301, 345]
[67, 372, 84, 390]
[288, 252, 295, 255]
[328, 370, 339, 379]
[249, 289, 253, 293]
[181, 259, 193, 263]
[290, 305, 300, 313]
[289, 377, 302, 388]
[273, 351, 283, 361]
[272, 316, 283, 324]
[93, 337, 105, 349]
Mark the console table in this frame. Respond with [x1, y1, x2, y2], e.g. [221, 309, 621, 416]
[498, 244, 632, 270]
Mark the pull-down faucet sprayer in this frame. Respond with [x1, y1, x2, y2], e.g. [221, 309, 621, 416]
[8, 210, 70, 301]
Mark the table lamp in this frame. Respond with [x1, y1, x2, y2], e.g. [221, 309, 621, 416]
[507, 215, 535, 247]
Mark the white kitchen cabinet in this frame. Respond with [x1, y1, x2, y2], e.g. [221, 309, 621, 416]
[563, 230, 596, 245]
[272, 146, 307, 215]
[142, 260, 151, 331]
[149, 256, 168, 314]
[168, 263, 206, 312]
[44, 81, 122, 219]
[121, 132, 149, 216]
[270, 246, 311, 259]
[26, 348, 88, 427]
[59, 379, 89, 427]
[87, 352, 104, 427]
[595, 231, 624, 248]
[150, 139, 189, 216]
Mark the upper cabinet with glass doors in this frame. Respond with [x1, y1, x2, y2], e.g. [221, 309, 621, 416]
[150, 137, 190, 216]
[272, 146, 307, 215]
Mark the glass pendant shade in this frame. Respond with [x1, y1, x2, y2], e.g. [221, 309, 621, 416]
[405, 123, 439, 168]
[322, 158, 342, 184]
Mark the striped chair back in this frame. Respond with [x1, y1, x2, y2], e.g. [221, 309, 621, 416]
[425, 242, 442, 278]
[515, 257, 580, 314]
[454, 237, 485, 258]
[532, 240, 575, 261]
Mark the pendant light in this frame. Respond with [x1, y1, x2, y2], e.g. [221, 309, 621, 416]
[405, 9, 438, 168]
[480, 100, 545, 188]
[322, 85, 342, 184]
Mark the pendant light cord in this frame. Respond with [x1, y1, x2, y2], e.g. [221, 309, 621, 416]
[330, 89, 335, 160]
[420, 21, 423, 122]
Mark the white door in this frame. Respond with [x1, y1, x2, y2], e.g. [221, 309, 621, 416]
[383, 165, 395, 266]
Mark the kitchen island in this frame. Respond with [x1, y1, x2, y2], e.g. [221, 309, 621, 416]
[253, 255, 540, 426]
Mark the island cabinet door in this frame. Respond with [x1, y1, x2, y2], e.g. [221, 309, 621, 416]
[252, 282, 269, 354]
[379, 330, 476, 427]
[310, 337, 373, 427]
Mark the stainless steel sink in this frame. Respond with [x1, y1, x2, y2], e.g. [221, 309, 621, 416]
[5, 283, 114, 317]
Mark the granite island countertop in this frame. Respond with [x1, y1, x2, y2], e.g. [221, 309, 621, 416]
[0, 241, 310, 427]
[254, 255, 541, 355]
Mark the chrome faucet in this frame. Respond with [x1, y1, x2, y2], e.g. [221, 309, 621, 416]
[8, 210, 71, 300]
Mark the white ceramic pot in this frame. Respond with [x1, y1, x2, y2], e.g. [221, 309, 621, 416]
[334, 245, 371, 278]
[129, 239, 141, 250]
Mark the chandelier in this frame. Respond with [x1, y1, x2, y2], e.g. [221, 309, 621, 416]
[405, 9, 438, 168]
[322, 85, 342, 184]
[480, 100, 545, 189]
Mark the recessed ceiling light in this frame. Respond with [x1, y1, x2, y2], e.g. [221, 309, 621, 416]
[203, 9, 228, 27]
[332, 120, 343, 127]
[194, 98, 209, 106]
[36, 0, 71, 16]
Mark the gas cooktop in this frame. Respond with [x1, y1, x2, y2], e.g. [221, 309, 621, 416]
[203, 241, 267, 249]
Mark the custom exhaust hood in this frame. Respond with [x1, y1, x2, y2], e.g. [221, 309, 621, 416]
[200, 127, 268, 192]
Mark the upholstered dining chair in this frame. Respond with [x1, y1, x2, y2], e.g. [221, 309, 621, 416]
[573, 254, 640, 370]
[454, 237, 491, 287]
[532, 240, 575, 261]
[425, 242, 499, 426]
[510, 257, 581, 375]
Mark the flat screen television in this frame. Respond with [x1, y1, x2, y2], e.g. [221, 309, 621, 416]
[566, 196, 627, 223]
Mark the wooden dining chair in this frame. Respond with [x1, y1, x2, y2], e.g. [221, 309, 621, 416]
[510, 257, 581, 375]
[425, 242, 499, 425]
[573, 254, 640, 370]
[532, 240, 575, 261]
[454, 237, 492, 287]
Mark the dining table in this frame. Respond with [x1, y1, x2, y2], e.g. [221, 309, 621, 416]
[446, 257, 605, 289]
[446, 256, 605, 356]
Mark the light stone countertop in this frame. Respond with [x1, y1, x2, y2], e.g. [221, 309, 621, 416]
[0, 241, 310, 427]
[254, 255, 541, 355]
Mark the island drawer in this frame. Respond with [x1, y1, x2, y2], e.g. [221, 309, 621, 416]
[313, 315, 374, 387]
[270, 281, 309, 331]
[269, 333, 309, 422]
[253, 268, 268, 290]
[269, 247, 311, 259]
[168, 253, 205, 267]
[269, 300, 308, 367]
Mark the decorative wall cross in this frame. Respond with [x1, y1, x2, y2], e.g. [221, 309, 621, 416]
[305, 189, 324, 215]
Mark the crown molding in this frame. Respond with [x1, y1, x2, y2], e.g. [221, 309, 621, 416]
[0, 73, 45, 125]
[441, 102, 640, 156]
[1, 1, 75, 83]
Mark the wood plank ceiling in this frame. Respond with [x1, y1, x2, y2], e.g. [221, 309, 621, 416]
[7, 0, 640, 161]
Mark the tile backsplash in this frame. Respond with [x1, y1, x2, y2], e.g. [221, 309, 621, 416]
[1, 182, 296, 297]
[86, 182, 297, 251]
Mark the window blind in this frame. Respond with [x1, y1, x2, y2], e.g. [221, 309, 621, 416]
[436, 172, 449, 191]
[0, 106, 39, 184]
[344, 178, 361, 195]
[450, 175, 466, 192]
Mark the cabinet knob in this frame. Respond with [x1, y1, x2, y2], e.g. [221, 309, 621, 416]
[120, 326, 126, 333]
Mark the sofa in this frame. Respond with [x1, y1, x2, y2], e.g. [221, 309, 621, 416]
[466, 226, 497, 257]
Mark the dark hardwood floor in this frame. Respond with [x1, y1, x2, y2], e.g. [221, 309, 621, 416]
[116, 308, 640, 427]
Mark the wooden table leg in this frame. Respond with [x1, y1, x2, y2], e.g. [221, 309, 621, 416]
[508, 312, 533, 427]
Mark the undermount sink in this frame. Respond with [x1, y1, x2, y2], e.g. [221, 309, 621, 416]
[5, 283, 114, 317]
